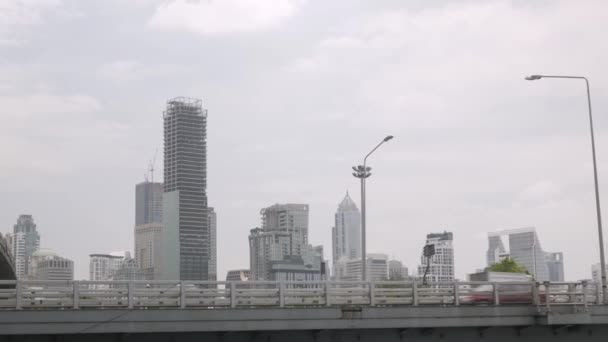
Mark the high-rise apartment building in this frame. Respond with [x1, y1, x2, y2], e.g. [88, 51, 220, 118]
[6, 215, 40, 279]
[261, 204, 309, 256]
[331, 192, 361, 276]
[417, 232, 454, 282]
[486, 228, 559, 281]
[546, 252, 565, 282]
[89, 253, 124, 281]
[208, 207, 217, 281]
[134, 181, 163, 280]
[160, 97, 210, 280]
[249, 204, 324, 281]
[30, 249, 73, 281]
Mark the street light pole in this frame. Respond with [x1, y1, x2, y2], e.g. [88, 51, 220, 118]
[525, 74, 607, 303]
[352, 135, 394, 281]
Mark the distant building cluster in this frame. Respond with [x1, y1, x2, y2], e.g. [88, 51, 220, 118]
[486, 227, 564, 282]
[2, 96, 583, 285]
[2, 215, 74, 281]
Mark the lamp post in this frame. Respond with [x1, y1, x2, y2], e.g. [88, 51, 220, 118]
[525, 74, 607, 303]
[352, 135, 394, 281]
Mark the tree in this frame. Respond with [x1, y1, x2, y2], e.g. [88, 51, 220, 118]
[488, 257, 530, 274]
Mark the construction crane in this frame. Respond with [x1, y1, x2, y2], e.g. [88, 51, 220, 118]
[148, 148, 158, 184]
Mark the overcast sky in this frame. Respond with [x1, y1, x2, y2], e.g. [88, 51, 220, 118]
[2, 0, 608, 281]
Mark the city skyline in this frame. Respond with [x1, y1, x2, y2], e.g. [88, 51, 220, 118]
[2, 1, 608, 282]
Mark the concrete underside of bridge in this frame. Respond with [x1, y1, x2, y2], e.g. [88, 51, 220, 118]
[1, 327, 608, 342]
[1, 305, 608, 340]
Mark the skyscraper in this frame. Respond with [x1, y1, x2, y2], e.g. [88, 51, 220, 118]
[486, 228, 553, 281]
[332, 192, 361, 276]
[160, 97, 210, 280]
[6, 215, 40, 279]
[417, 231, 454, 283]
[134, 181, 163, 279]
[208, 207, 217, 281]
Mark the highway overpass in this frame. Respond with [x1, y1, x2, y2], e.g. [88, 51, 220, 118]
[0, 280, 607, 341]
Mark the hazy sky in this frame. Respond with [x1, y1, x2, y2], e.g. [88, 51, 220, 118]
[2, 0, 608, 281]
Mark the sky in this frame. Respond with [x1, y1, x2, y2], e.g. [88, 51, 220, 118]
[2, 0, 608, 281]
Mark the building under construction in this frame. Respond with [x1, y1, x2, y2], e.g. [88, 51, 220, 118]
[159, 97, 210, 281]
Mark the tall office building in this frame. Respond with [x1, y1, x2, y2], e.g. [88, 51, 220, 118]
[486, 228, 554, 281]
[546, 252, 565, 282]
[417, 232, 454, 282]
[208, 207, 217, 281]
[30, 249, 73, 281]
[6, 215, 40, 279]
[249, 204, 324, 281]
[160, 97, 210, 280]
[134, 181, 163, 280]
[331, 192, 361, 276]
[89, 253, 124, 281]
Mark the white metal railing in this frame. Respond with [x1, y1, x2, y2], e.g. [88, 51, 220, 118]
[0, 280, 600, 310]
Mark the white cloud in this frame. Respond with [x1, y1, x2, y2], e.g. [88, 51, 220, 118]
[148, 0, 304, 34]
[0, 0, 61, 45]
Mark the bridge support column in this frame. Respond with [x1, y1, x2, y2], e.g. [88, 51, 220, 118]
[493, 283, 500, 306]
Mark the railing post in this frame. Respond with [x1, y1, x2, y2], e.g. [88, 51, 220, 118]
[127, 282, 134, 309]
[544, 281, 551, 312]
[73, 281, 79, 309]
[179, 281, 186, 309]
[412, 281, 418, 306]
[582, 281, 588, 311]
[230, 282, 236, 308]
[324, 281, 330, 307]
[15, 280, 22, 310]
[279, 282, 285, 307]
[493, 282, 500, 305]
[453, 280, 459, 306]
[369, 281, 375, 306]
[568, 283, 576, 304]
[532, 282, 539, 306]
